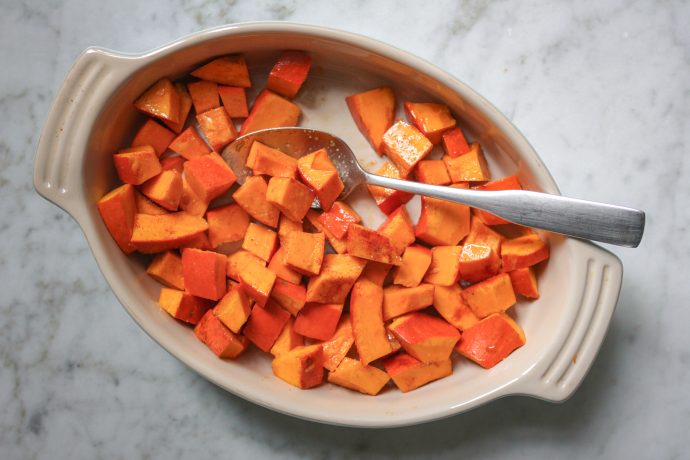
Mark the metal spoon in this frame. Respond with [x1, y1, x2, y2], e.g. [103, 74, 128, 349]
[222, 127, 645, 248]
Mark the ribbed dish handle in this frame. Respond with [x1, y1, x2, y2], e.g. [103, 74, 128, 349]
[512, 241, 623, 401]
[33, 48, 128, 216]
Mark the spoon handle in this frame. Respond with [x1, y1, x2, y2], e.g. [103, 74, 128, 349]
[364, 173, 645, 247]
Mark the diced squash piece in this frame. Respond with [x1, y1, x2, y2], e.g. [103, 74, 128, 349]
[160, 155, 185, 174]
[267, 247, 302, 284]
[462, 273, 516, 318]
[271, 344, 324, 389]
[266, 177, 315, 222]
[179, 231, 212, 251]
[179, 177, 209, 217]
[456, 313, 525, 368]
[443, 143, 490, 182]
[509, 267, 540, 299]
[134, 78, 180, 123]
[97, 184, 137, 254]
[346, 224, 402, 265]
[501, 234, 550, 271]
[196, 107, 237, 151]
[382, 353, 452, 393]
[238, 259, 276, 307]
[360, 261, 392, 286]
[181, 248, 227, 301]
[473, 175, 523, 225]
[296, 148, 344, 211]
[381, 120, 433, 176]
[278, 214, 303, 240]
[282, 231, 325, 276]
[414, 159, 451, 185]
[162, 83, 192, 133]
[433, 284, 479, 331]
[146, 251, 184, 290]
[350, 279, 394, 365]
[458, 244, 501, 283]
[346, 87, 395, 154]
[232, 176, 280, 227]
[191, 55, 251, 87]
[243, 300, 290, 352]
[183, 152, 237, 202]
[187, 80, 219, 114]
[328, 357, 390, 396]
[377, 205, 415, 255]
[270, 278, 306, 316]
[382, 284, 435, 321]
[465, 216, 504, 254]
[135, 190, 168, 215]
[270, 317, 304, 357]
[158, 287, 213, 325]
[316, 201, 361, 239]
[305, 210, 347, 254]
[404, 102, 456, 144]
[424, 246, 462, 286]
[246, 141, 298, 178]
[218, 86, 249, 118]
[195, 310, 248, 358]
[241, 223, 278, 262]
[388, 312, 460, 363]
[226, 249, 265, 282]
[131, 118, 176, 157]
[240, 89, 301, 135]
[206, 204, 250, 248]
[267, 50, 312, 99]
[139, 169, 182, 211]
[366, 161, 414, 215]
[305, 254, 366, 303]
[393, 244, 432, 288]
[213, 286, 252, 333]
[415, 184, 470, 246]
[131, 212, 208, 253]
[321, 315, 355, 371]
[294, 303, 343, 341]
[113, 145, 162, 185]
[442, 126, 470, 157]
[168, 126, 211, 159]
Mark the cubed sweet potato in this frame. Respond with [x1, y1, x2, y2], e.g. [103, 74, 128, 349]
[168, 126, 211, 159]
[473, 175, 523, 225]
[346, 224, 402, 265]
[455, 313, 525, 368]
[241, 222, 278, 262]
[501, 234, 550, 271]
[131, 118, 176, 157]
[159, 155, 185, 174]
[415, 184, 470, 246]
[316, 201, 361, 239]
[179, 231, 212, 251]
[240, 89, 301, 135]
[382, 352, 452, 393]
[191, 55, 251, 87]
[134, 78, 181, 123]
[443, 143, 490, 182]
[270, 278, 306, 316]
[243, 300, 290, 352]
[414, 160, 451, 185]
[214, 286, 252, 333]
[366, 161, 414, 215]
[404, 102, 456, 144]
[232, 176, 280, 228]
[350, 279, 394, 365]
[282, 231, 325, 276]
[296, 149, 343, 211]
[423, 246, 462, 286]
[195, 310, 248, 358]
[378, 205, 415, 255]
[206, 204, 250, 248]
[196, 107, 238, 151]
[464, 215, 504, 254]
[441, 126, 470, 157]
[162, 83, 192, 133]
[432, 284, 479, 331]
[278, 214, 303, 240]
[238, 259, 277, 306]
[321, 315, 355, 371]
[246, 141, 298, 178]
[328, 357, 390, 396]
[393, 244, 432, 288]
[179, 176, 209, 217]
[266, 177, 315, 222]
[146, 250, 184, 290]
[458, 244, 501, 283]
[139, 169, 182, 211]
[508, 267, 540, 299]
[226, 249, 265, 282]
[382, 284, 435, 321]
[183, 152, 237, 202]
[270, 317, 304, 357]
[461, 273, 516, 318]
[381, 120, 433, 176]
[267, 247, 302, 284]
[305, 210, 347, 254]
[294, 303, 343, 341]
[181, 248, 227, 301]
[135, 190, 167, 215]
[360, 261, 392, 286]
[346, 87, 395, 154]
[131, 212, 208, 253]
[158, 287, 213, 325]
[305, 254, 367, 303]
[388, 312, 460, 363]
[218, 86, 249, 118]
[113, 145, 162, 185]
[97, 184, 137, 254]
[271, 344, 324, 389]
[267, 50, 312, 99]
[187, 80, 220, 114]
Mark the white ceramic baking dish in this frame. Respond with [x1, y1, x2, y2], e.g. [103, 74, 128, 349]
[33, 22, 623, 428]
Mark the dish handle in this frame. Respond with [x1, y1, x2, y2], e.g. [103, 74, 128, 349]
[33, 47, 132, 216]
[511, 243, 623, 402]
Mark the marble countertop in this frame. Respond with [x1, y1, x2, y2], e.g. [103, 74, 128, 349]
[2, 0, 688, 458]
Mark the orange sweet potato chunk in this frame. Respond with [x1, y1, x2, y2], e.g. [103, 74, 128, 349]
[158, 287, 213, 325]
[296, 149, 344, 212]
[238, 259, 277, 307]
[134, 78, 181, 123]
[366, 162, 413, 215]
[424, 246, 462, 286]
[168, 126, 211, 159]
[139, 169, 183, 211]
[271, 344, 324, 389]
[191, 55, 251, 87]
[214, 286, 252, 333]
[187, 80, 220, 114]
[113, 145, 162, 185]
[134, 190, 167, 215]
[218, 86, 249, 118]
[131, 118, 176, 157]
[393, 244, 432, 288]
[131, 212, 208, 253]
[443, 143, 490, 182]
[267, 246, 302, 284]
[266, 177, 315, 222]
[159, 155, 185, 175]
[382, 352, 452, 393]
[350, 279, 394, 365]
[97, 184, 137, 254]
[294, 303, 343, 341]
[181, 248, 227, 301]
[433, 284, 479, 331]
[267, 50, 312, 99]
[243, 300, 290, 352]
[455, 313, 525, 369]
[241, 223, 278, 262]
[305, 254, 367, 303]
[226, 249, 265, 282]
[360, 261, 392, 286]
[462, 273, 516, 318]
[458, 243, 501, 283]
[501, 234, 550, 271]
[278, 214, 303, 240]
[404, 102, 456, 144]
[282, 231, 325, 276]
[196, 107, 238, 151]
[346, 87, 395, 154]
[415, 184, 470, 246]
[508, 267, 540, 299]
[246, 141, 298, 178]
[382, 120, 433, 176]
[146, 251, 184, 290]
[305, 210, 347, 254]
[473, 175, 523, 225]
[206, 204, 250, 248]
[346, 224, 402, 266]
[321, 315, 355, 371]
[377, 205, 415, 255]
[270, 317, 304, 357]
[183, 152, 237, 202]
[195, 310, 248, 358]
[382, 284, 435, 321]
[270, 278, 306, 316]
[328, 357, 390, 396]
[179, 231, 212, 251]
[442, 126, 470, 157]
[162, 83, 192, 134]
[388, 312, 460, 363]
[179, 176, 209, 217]
[414, 159, 451, 185]
[240, 89, 301, 135]
[465, 215, 504, 254]
[232, 176, 280, 228]
[316, 201, 361, 239]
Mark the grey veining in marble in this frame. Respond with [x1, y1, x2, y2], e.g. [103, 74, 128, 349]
[1, 0, 689, 458]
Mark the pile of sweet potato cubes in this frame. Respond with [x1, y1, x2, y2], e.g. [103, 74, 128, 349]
[97, 50, 550, 395]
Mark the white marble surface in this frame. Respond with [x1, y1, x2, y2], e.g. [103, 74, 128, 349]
[1, 0, 688, 458]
